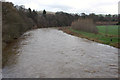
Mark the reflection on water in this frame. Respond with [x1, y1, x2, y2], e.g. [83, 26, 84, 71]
[2, 28, 118, 78]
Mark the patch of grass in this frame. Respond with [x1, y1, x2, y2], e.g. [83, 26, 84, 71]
[67, 25, 119, 48]
[96, 25, 119, 35]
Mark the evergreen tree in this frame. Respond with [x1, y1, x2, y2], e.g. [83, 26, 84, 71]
[43, 9, 46, 17]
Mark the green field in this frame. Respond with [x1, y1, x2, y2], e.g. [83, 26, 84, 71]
[97, 25, 119, 35]
[69, 25, 119, 48]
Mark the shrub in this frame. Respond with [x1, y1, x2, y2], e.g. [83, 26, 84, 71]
[71, 18, 98, 34]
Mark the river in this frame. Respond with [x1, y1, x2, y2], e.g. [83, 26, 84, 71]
[2, 28, 118, 78]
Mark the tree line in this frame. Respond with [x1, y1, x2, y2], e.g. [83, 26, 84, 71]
[24, 8, 119, 27]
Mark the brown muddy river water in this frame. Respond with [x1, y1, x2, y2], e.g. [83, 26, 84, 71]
[2, 28, 118, 78]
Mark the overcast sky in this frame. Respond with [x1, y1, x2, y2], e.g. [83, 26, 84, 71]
[6, 0, 119, 14]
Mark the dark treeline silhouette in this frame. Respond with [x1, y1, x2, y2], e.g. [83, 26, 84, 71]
[34, 11, 118, 27]
[80, 13, 118, 25]
[2, 2, 119, 49]
[37, 11, 79, 28]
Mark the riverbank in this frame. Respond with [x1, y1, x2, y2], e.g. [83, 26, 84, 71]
[58, 26, 119, 48]
[2, 32, 32, 67]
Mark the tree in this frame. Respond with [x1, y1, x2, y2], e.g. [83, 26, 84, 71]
[27, 8, 32, 18]
[28, 8, 32, 13]
[118, 14, 120, 25]
[81, 13, 86, 18]
[89, 13, 98, 22]
[32, 9, 38, 24]
[99, 15, 104, 21]
[43, 9, 46, 17]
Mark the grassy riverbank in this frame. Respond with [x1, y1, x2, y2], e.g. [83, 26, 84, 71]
[59, 25, 120, 48]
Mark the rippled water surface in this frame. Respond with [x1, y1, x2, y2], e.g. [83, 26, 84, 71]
[2, 28, 118, 78]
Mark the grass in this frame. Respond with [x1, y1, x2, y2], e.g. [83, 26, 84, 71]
[97, 25, 119, 35]
[60, 25, 120, 48]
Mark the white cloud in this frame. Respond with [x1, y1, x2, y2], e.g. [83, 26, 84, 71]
[6, 0, 119, 14]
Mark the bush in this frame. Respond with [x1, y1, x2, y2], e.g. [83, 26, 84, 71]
[71, 18, 98, 34]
